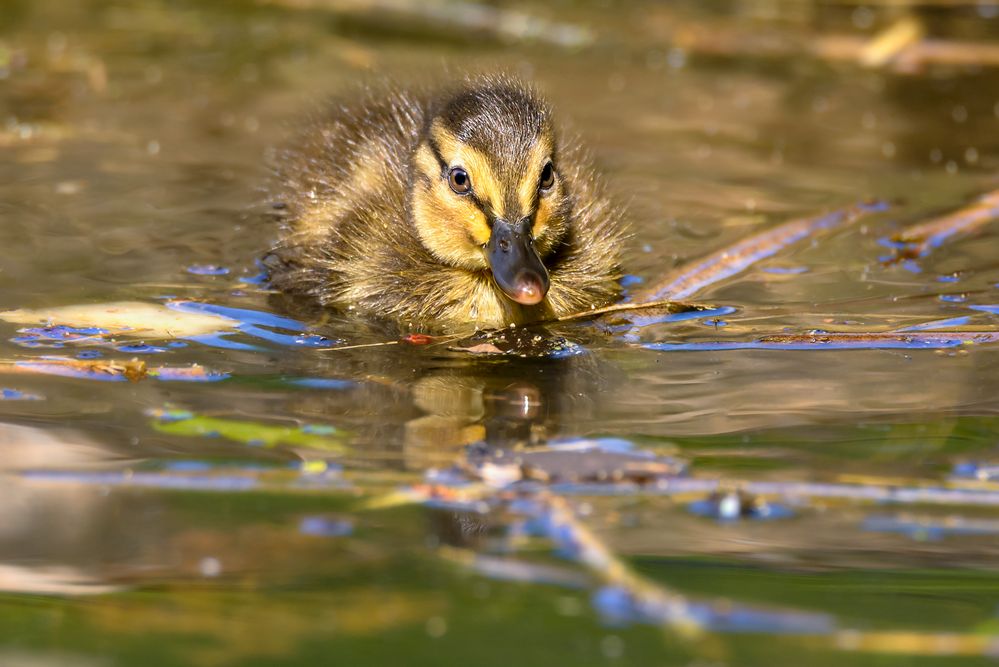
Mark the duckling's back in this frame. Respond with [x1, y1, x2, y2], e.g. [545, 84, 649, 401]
[265, 87, 433, 311]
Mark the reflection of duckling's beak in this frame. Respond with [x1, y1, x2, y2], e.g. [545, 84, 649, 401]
[487, 218, 550, 306]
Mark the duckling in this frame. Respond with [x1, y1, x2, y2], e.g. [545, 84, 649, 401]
[265, 75, 625, 329]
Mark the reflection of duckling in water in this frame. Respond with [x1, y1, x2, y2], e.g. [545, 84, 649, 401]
[266, 75, 625, 329]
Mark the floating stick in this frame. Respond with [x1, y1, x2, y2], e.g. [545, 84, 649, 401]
[644, 330, 999, 352]
[886, 190, 999, 262]
[633, 201, 887, 303]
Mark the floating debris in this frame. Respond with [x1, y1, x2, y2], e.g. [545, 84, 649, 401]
[450, 329, 585, 358]
[553, 299, 708, 325]
[644, 330, 999, 352]
[1, 357, 227, 383]
[885, 191, 999, 263]
[633, 201, 887, 302]
[2, 300, 339, 353]
[402, 333, 435, 345]
[10, 356, 149, 382]
[453, 343, 505, 356]
[0, 301, 238, 339]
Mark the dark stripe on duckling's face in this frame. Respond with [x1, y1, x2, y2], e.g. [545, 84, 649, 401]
[427, 134, 495, 220]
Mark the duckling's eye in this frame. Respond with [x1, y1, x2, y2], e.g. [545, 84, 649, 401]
[448, 167, 471, 195]
[539, 161, 555, 191]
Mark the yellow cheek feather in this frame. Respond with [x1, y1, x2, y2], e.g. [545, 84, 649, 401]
[515, 139, 554, 239]
[533, 196, 554, 241]
[466, 210, 491, 246]
[412, 144, 490, 269]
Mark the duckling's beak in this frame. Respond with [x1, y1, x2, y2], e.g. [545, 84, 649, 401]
[486, 218, 550, 306]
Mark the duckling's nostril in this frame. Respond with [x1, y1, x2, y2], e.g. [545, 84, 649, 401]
[499, 238, 511, 252]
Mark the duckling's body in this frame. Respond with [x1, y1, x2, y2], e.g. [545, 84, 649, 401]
[266, 77, 625, 329]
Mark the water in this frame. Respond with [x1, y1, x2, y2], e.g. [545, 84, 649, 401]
[3, 1, 999, 665]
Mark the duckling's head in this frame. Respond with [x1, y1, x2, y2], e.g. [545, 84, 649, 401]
[410, 81, 570, 306]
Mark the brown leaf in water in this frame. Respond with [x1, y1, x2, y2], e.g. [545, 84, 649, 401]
[453, 343, 505, 355]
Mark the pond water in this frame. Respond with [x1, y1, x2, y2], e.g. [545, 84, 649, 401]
[3, 1, 999, 665]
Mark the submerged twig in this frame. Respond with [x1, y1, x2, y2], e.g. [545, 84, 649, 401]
[885, 190, 999, 263]
[536, 492, 708, 634]
[633, 201, 887, 303]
